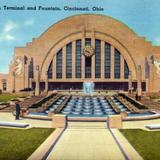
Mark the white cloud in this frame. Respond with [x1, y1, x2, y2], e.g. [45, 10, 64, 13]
[0, 33, 15, 41]
[5, 34, 15, 41]
[0, 18, 34, 42]
[0, 21, 17, 41]
[154, 37, 160, 45]
[24, 18, 35, 26]
[4, 21, 17, 32]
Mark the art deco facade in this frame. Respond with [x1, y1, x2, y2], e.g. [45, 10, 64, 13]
[0, 14, 160, 95]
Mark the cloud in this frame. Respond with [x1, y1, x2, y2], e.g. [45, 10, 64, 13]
[0, 18, 35, 42]
[0, 34, 15, 41]
[154, 37, 160, 45]
[4, 21, 18, 32]
[24, 18, 35, 26]
[0, 21, 17, 41]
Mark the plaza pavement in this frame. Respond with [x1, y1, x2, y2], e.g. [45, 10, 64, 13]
[123, 118, 160, 130]
[0, 112, 52, 128]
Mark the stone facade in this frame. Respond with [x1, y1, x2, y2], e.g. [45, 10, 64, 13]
[0, 14, 160, 94]
[109, 115, 122, 129]
[52, 114, 67, 128]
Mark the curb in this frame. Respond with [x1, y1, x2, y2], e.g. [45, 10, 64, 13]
[27, 127, 65, 160]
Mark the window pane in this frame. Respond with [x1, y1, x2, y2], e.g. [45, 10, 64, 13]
[48, 60, 53, 79]
[124, 60, 129, 79]
[29, 58, 34, 78]
[114, 49, 121, 79]
[95, 39, 101, 78]
[66, 43, 72, 78]
[76, 40, 82, 78]
[85, 38, 91, 47]
[105, 43, 111, 78]
[56, 49, 62, 79]
[2, 79, 7, 91]
[85, 57, 92, 78]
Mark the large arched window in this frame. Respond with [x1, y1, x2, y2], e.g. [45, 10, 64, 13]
[53, 38, 130, 80]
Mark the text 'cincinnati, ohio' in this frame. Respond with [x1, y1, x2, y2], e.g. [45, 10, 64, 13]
[63, 6, 104, 11]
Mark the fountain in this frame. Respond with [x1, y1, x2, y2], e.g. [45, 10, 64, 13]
[83, 81, 95, 96]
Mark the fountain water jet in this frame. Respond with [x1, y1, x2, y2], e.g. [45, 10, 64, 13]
[83, 81, 94, 96]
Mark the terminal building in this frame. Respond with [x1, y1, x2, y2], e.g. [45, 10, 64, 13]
[0, 14, 160, 95]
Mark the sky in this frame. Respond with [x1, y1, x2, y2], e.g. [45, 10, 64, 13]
[0, 0, 160, 73]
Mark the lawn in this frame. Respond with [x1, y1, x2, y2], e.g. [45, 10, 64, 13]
[120, 129, 160, 160]
[0, 93, 28, 102]
[0, 128, 54, 160]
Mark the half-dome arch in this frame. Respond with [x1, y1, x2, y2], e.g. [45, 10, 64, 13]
[39, 14, 138, 80]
